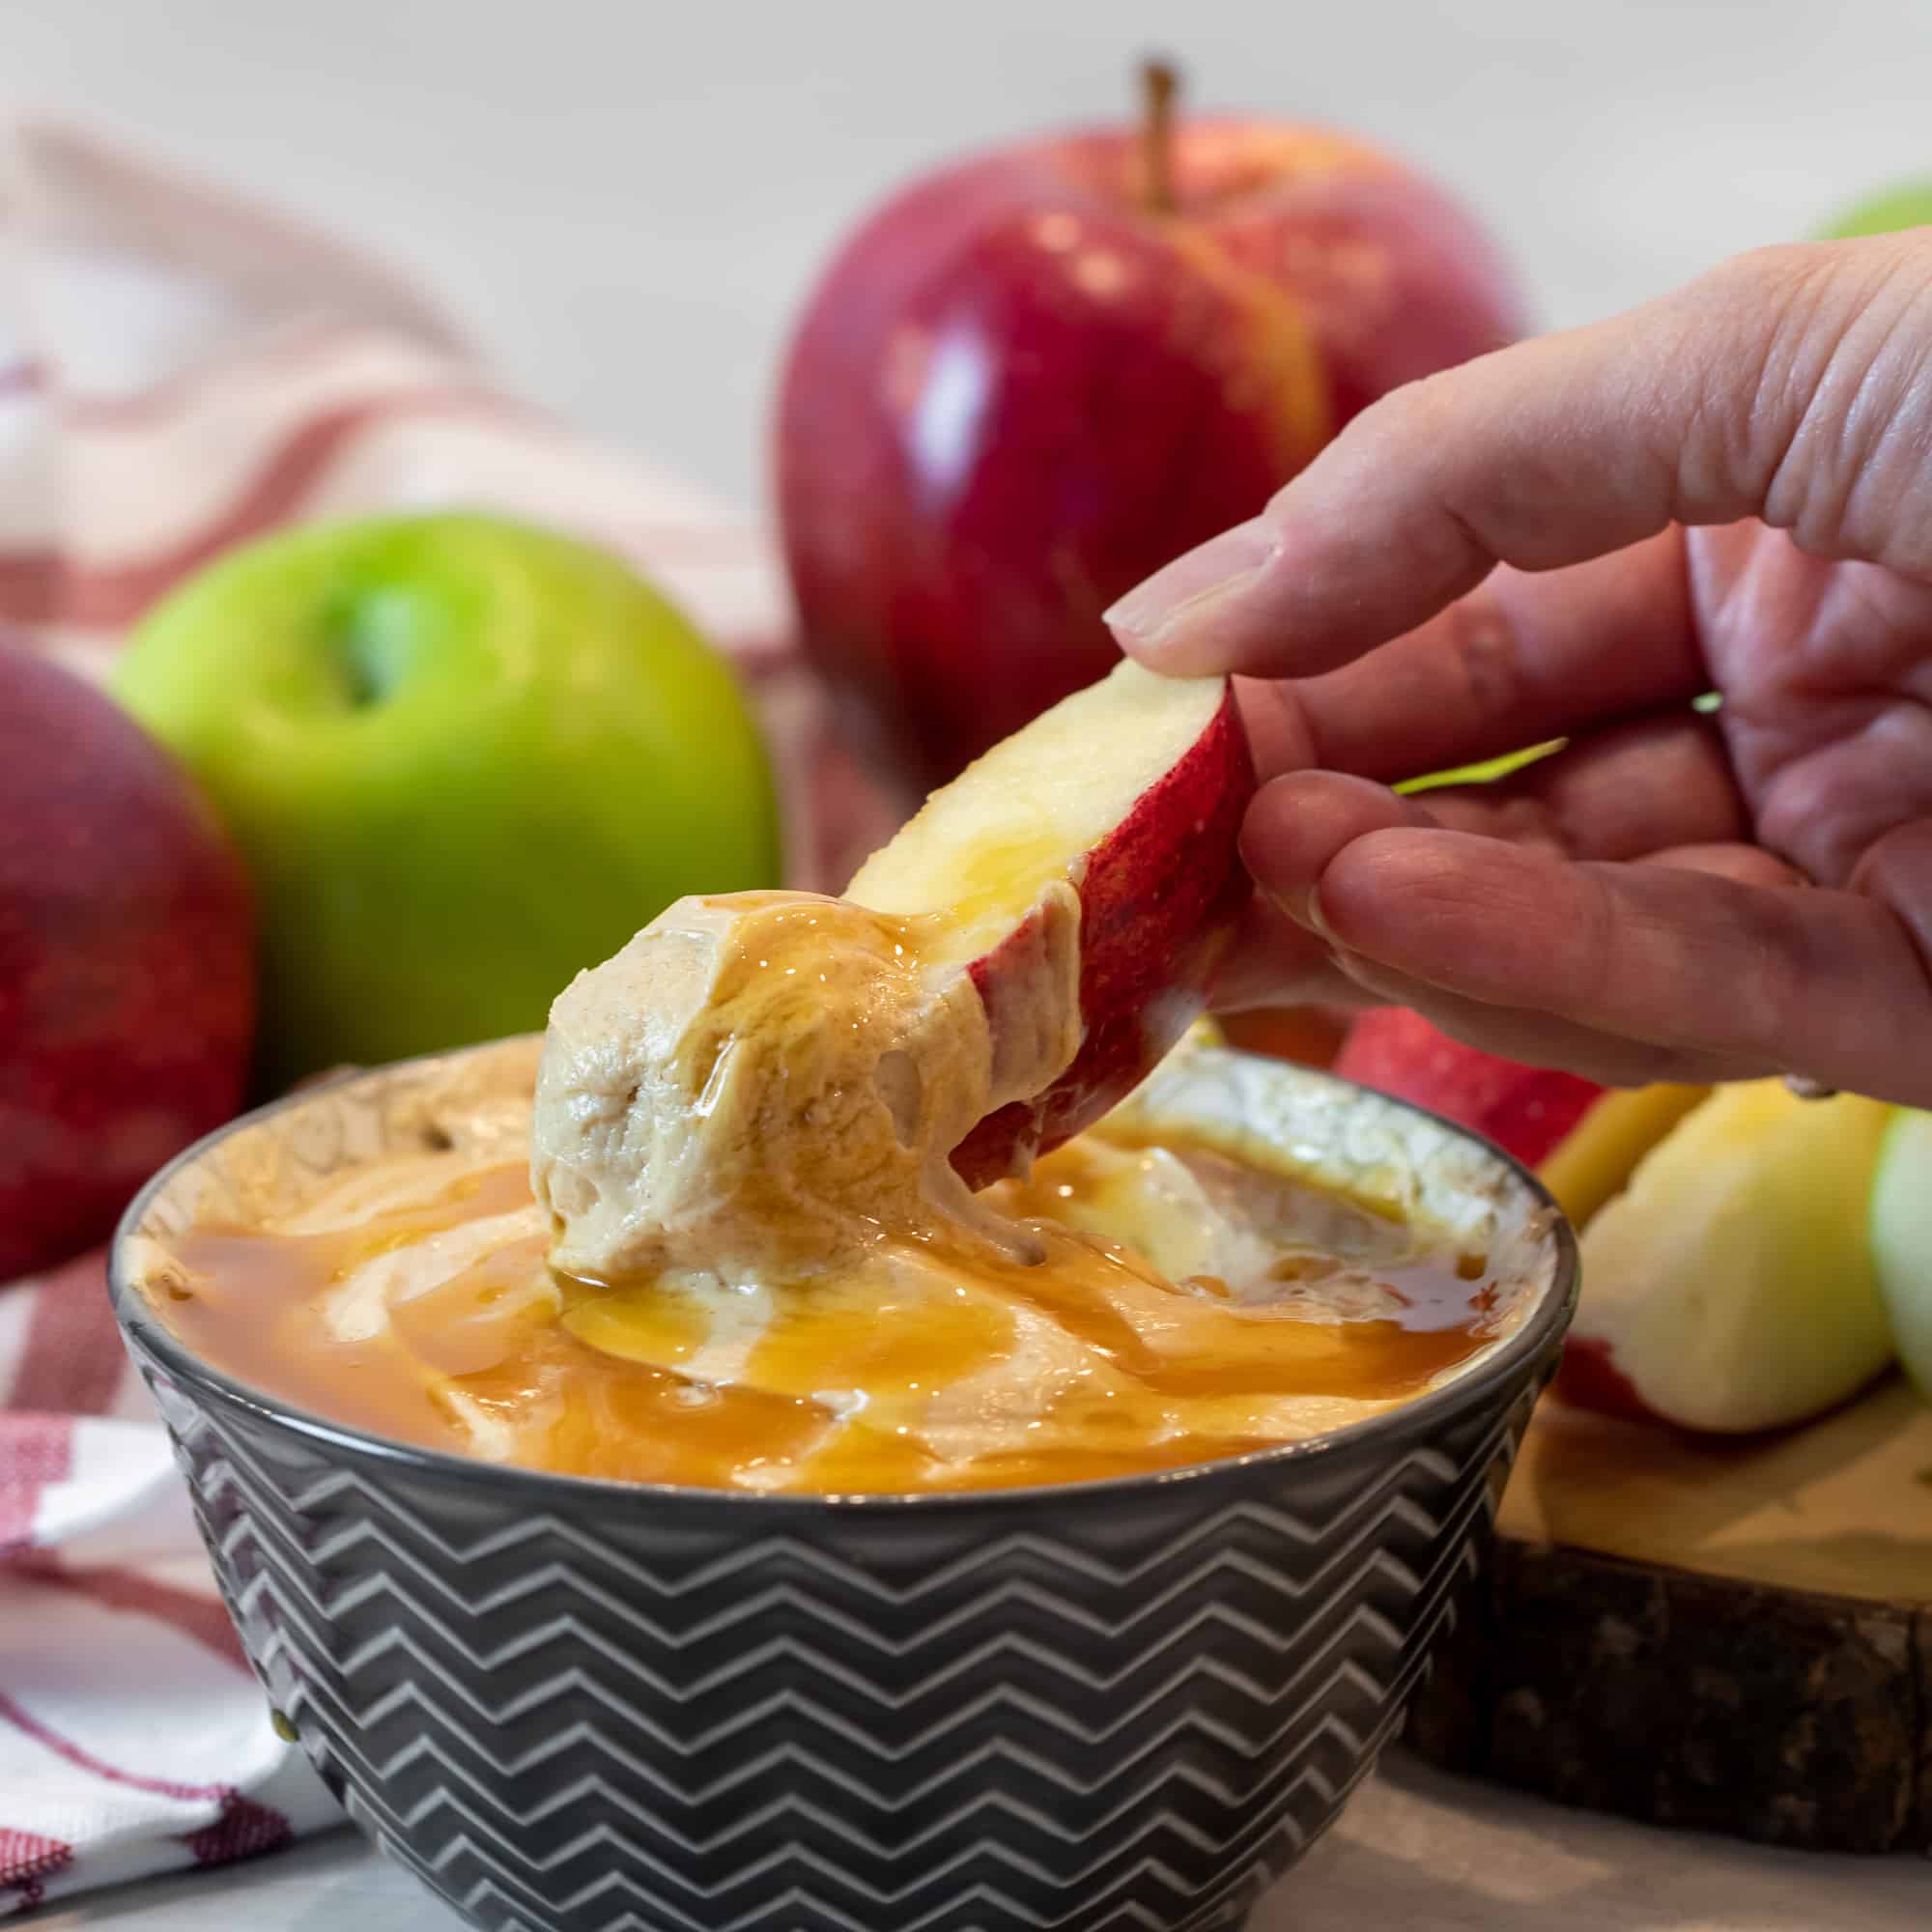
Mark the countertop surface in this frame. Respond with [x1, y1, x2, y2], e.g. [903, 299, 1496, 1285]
[30, 1755, 1928, 1931]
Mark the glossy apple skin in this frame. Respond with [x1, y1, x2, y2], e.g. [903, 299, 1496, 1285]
[776, 120, 1527, 787]
[952, 689, 1256, 1187]
[1184, 130, 1529, 424]
[1332, 1005, 1603, 1168]
[0, 645, 255, 1280]
[114, 515, 781, 1092]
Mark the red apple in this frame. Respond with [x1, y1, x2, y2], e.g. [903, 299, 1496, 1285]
[0, 645, 255, 1280]
[848, 658, 1255, 1184]
[775, 68, 1528, 788]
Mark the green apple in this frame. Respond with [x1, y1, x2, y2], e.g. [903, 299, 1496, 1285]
[1868, 1109, 1932, 1398]
[1817, 181, 1932, 240]
[114, 513, 781, 1090]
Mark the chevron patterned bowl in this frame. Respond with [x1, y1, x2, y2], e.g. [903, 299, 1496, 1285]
[112, 1037, 1577, 1932]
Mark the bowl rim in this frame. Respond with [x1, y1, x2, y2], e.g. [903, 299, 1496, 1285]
[108, 1041, 1580, 1517]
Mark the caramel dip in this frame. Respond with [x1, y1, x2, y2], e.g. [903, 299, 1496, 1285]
[126, 890, 1527, 1495]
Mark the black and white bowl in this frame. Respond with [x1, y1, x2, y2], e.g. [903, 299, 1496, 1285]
[110, 1037, 1577, 1932]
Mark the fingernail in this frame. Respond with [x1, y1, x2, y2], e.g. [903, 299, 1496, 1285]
[1258, 879, 1335, 941]
[1103, 519, 1278, 660]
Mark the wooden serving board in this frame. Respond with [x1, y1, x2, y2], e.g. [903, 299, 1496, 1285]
[1406, 1375, 1932, 1855]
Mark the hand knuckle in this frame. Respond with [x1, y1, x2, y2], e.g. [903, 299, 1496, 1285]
[1754, 238, 1932, 563]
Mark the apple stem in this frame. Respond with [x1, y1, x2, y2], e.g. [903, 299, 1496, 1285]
[1140, 56, 1179, 216]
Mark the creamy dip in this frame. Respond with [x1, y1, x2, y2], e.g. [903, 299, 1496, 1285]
[137, 1091, 1505, 1494]
[130, 876, 1520, 1495]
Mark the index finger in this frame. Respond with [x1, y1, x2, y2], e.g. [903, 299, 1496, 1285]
[1312, 826, 1932, 1101]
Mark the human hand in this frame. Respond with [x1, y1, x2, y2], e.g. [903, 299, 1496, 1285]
[1104, 233, 1932, 1102]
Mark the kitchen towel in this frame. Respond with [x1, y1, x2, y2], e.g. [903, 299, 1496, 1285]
[0, 120, 902, 1912]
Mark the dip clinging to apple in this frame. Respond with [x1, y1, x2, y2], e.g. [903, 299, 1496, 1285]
[123, 663, 1541, 1496]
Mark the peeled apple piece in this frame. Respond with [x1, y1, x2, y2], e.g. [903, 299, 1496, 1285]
[1869, 1108, 1932, 1400]
[1561, 1080, 1894, 1434]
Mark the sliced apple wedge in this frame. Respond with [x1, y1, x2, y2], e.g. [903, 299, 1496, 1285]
[1868, 1107, 1932, 1400]
[847, 658, 1254, 1185]
[532, 659, 1255, 1282]
[1555, 1079, 1894, 1434]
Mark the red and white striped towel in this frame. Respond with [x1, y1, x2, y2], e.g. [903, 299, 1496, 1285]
[0, 123, 902, 1911]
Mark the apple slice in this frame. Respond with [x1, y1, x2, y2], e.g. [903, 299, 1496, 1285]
[1868, 1108, 1932, 1400]
[847, 658, 1254, 1185]
[532, 660, 1252, 1281]
[1555, 1080, 1894, 1434]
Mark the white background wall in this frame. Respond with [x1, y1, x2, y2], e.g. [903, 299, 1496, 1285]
[7, 0, 1929, 514]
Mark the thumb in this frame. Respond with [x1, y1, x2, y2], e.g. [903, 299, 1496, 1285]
[1104, 233, 1932, 678]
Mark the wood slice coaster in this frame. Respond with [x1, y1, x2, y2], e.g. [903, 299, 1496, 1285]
[1406, 1375, 1932, 1855]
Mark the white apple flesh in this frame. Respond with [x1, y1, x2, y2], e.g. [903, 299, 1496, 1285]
[847, 659, 1255, 1183]
[1559, 1081, 1895, 1434]
[533, 659, 1257, 1285]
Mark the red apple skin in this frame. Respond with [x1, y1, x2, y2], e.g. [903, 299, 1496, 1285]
[1164, 128, 1530, 423]
[0, 645, 255, 1281]
[1331, 1005, 1604, 1168]
[951, 688, 1256, 1187]
[776, 120, 1526, 788]
[1553, 1335, 1657, 1424]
